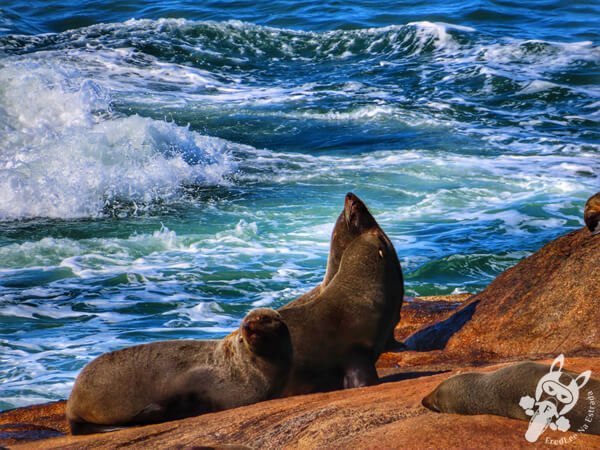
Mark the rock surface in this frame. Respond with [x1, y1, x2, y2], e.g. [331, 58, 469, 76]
[4, 358, 600, 449]
[2, 227, 599, 449]
[406, 228, 600, 359]
[0, 401, 68, 447]
[392, 294, 470, 343]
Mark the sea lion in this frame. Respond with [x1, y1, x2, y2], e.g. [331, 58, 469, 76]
[322, 192, 379, 286]
[584, 192, 600, 234]
[280, 192, 378, 309]
[66, 308, 292, 435]
[281, 193, 403, 349]
[279, 226, 404, 395]
[422, 359, 600, 438]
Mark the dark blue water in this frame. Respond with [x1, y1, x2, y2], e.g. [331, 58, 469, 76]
[0, 1, 598, 409]
[3, 1, 599, 42]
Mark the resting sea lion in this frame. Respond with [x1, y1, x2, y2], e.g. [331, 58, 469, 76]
[281, 193, 403, 349]
[422, 359, 600, 438]
[584, 192, 600, 234]
[66, 308, 292, 434]
[279, 226, 404, 395]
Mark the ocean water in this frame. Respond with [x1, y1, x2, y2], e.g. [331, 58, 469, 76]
[0, 1, 598, 410]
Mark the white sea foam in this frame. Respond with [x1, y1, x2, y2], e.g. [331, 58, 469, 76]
[0, 59, 238, 220]
[2, 19, 596, 150]
[518, 80, 560, 95]
[236, 147, 599, 241]
[0, 238, 83, 268]
[406, 21, 472, 53]
[287, 104, 447, 125]
[479, 39, 599, 72]
[1, 17, 598, 410]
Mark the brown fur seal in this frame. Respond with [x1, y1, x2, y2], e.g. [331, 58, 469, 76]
[281, 193, 403, 350]
[280, 192, 378, 309]
[584, 192, 600, 234]
[66, 308, 292, 435]
[279, 225, 404, 395]
[423, 359, 600, 438]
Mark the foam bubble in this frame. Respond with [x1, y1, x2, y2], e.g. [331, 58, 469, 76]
[406, 21, 472, 53]
[0, 60, 238, 220]
[518, 80, 560, 95]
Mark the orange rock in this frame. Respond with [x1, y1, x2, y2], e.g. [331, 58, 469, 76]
[0, 401, 68, 446]
[2, 228, 600, 449]
[393, 294, 470, 343]
[407, 228, 600, 360]
[4, 358, 600, 449]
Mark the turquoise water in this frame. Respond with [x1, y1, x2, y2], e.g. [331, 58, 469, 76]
[0, 1, 598, 410]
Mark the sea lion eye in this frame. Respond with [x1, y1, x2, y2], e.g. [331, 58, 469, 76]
[378, 249, 384, 258]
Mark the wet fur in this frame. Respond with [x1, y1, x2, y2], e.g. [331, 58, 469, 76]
[67, 309, 291, 434]
[278, 193, 404, 395]
[584, 192, 600, 234]
[422, 362, 600, 435]
[279, 226, 404, 395]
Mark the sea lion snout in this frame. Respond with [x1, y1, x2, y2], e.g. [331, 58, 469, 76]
[343, 192, 377, 231]
[344, 192, 359, 225]
[421, 390, 440, 412]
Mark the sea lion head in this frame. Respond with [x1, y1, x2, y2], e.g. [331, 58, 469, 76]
[241, 308, 292, 361]
[584, 192, 600, 234]
[422, 372, 482, 414]
[343, 192, 378, 233]
[421, 385, 442, 412]
[323, 193, 380, 286]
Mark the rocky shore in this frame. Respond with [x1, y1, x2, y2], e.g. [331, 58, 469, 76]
[1, 227, 599, 449]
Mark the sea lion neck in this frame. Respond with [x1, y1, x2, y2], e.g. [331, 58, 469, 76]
[323, 193, 380, 286]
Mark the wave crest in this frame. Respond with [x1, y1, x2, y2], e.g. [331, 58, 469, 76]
[0, 60, 237, 220]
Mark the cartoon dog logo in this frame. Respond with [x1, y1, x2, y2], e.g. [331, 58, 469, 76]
[519, 354, 592, 443]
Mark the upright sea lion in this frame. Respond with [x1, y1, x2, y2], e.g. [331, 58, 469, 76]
[281, 193, 403, 349]
[584, 192, 600, 234]
[279, 226, 404, 395]
[422, 359, 600, 438]
[66, 308, 292, 434]
[280, 192, 378, 309]
[323, 192, 379, 286]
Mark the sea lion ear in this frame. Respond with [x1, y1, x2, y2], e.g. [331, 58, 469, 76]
[575, 370, 592, 389]
[550, 354, 565, 373]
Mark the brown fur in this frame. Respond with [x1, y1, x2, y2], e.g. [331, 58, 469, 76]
[280, 192, 381, 309]
[422, 362, 600, 436]
[584, 192, 600, 234]
[66, 308, 292, 434]
[279, 224, 404, 395]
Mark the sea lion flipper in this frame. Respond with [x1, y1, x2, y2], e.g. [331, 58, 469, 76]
[70, 421, 128, 435]
[343, 350, 379, 389]
[132, 402, 167, 423]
